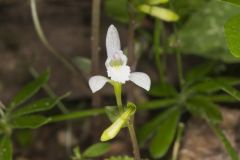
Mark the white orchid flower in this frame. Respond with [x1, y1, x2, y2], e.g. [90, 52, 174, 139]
[89, 25, 151, 93]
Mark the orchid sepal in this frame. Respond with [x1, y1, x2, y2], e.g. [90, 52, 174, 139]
[129, 72, 151, 91]
[88, 76, 110, 93]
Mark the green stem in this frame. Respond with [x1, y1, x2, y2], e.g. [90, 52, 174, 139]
[113, 82, 123, 112]
[49, 108, 105, 123]
[176, 52, 184, 88]
[30, 0, 81, 77]
[30, 68, 69, 114]
[154, 19, 165, 83]
[210, 124, 238, 160]
[0, 101, 5, 118]
[172, 123, 184, 160]
[128, 117, 141, 160]
[168, 0, 184, 89]
[48, 98, 178, 123]
[113, 82, 141, 160]
[30, 67, 72, 153]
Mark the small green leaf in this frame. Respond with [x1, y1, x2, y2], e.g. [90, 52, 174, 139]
[101, 104, 136, 141]
[12, 93, 68, 118]
[222, 0, 240, 6]
[10, 70, 49, 109]
[105, 106, 119, 123]
[11, 115, 51, 129]
[211, 124, 239, 160]
[12, 98, 58, 118]
[224, 14, 240, 58]
[191, 78, 240, 102]
[145, 0, 169, 5]
[219, 82, 240, 101]
[83, 143, 110, 158]
[138, 98, 176, 110]
[0, 136, 13, 160]
[186, 96, 222, 124]
[137, 107, 178, 146]
[138, 4, 179, 22]
[149, 107, 180, 158]
[73, 57, 91, 74]
[192, 78, 240, 102]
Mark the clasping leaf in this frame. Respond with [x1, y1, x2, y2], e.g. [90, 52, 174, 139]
[101, 103, 136, 141]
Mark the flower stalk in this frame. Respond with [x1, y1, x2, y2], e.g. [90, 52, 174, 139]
[88, 25, 150, 160]
[113, 82, 123, 112]
[128, 116, 141, 160]
[113, 82, 141, 160]
[176, 52, 184, 88]
[172, 123, 184, 160]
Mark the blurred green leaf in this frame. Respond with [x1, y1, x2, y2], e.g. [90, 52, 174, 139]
[73, 57, 91, 74]
[172, 0, 207, 20]
[211, 124, 238, 160]
[10, 70, 49, 109]
[105, 106, 119, 123]
[11, 115, 51, 129]
[138, 4, 179, 22]
[138, 98, 176, 110]
[191, 78, 240, 103]
[104, 0, 129, 23]
[83, 143, 110, 158]
[185, 62, 216, 82]
[222, 0, 240, 6]
[145, 0, 168, 5]
[219, 82, 240, 101]
[207, 94, 238, 103]
[101, 103, 136, 141]
[191, 77, 240, 94]
[186, 96, 222, 124]
[224, 14, 240, 58]
[149, 107, 180, 158]
[177, 1, 239, 63]
[149, 83, 177, 97]
[12, 98, 61, 118]
[137, 107, 178, 146]
[190, 79, 220, 93]
[0, 136, 12, 160]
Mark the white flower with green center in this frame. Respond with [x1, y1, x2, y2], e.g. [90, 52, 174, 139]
[89, 25, 151, 93]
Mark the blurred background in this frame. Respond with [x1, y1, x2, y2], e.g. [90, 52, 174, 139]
[0, 0, 240, 160]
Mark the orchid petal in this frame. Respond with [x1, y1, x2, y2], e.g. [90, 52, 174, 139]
[106, 25, 121, 57]
[129, 72, 151, 91]
[88, 76, 109, 93]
